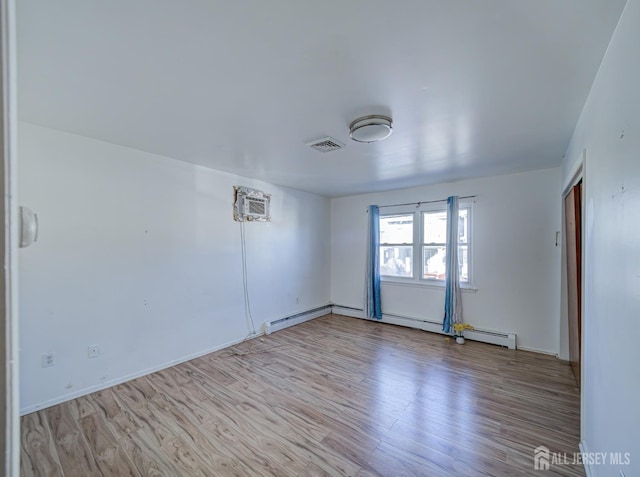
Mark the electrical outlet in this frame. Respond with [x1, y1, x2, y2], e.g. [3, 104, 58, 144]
[88, 345, 100, 358]
[42, 352, 55, 367]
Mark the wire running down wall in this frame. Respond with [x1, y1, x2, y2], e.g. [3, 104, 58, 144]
[18, 123, 331, 413]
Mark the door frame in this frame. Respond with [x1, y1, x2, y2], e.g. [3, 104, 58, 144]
[561, 149, 586, 442]
[1, 0, 19, 474]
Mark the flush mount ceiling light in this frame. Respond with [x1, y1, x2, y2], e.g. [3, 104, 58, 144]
[349, 115, 393, 143]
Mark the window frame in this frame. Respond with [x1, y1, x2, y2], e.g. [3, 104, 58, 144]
[379, 200, 474, 289]
[379, 213, 415, 279]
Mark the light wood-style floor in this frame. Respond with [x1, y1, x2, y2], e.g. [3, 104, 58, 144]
[21, 314, 584, 476]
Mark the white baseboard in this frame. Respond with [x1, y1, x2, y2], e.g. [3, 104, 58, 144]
[329, 305, 364, 319]
[20, 334, 254, 416]
[517, 346, 559, 356]
[263, 305, 331, 334]
[331, 305, 516, 349]
[21, 305, 331, 416]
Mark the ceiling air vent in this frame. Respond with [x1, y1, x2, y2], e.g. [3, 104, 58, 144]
[305, 136, 345, 153]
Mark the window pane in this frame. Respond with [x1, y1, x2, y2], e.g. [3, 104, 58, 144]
[423, 245, 469, 282]
[380, 246, 413, 277]
[423, 246, 446, 280]
[380, 215, 413, 244]
[423, 211, 447, 244]
[424, 209, 468, 244]
[458, 208, 468, 244]
[459, 244, 469, 282]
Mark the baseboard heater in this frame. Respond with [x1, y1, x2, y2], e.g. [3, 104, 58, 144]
[262, 305, 332, 335]
[331, 305, 516, 349]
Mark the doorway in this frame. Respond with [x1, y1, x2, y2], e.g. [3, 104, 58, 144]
[564, 180, 582, 388]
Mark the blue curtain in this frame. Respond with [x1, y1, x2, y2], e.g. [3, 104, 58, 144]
[366, 205, 382, 320]
[443, 196, 462, 333]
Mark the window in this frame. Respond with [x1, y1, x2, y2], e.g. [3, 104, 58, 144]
[380, 204, 472, 285]
[379, 214, 413, 277]
[422, 207, 469, 283]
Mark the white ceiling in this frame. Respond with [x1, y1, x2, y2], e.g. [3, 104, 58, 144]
[17, 1, 625, 197]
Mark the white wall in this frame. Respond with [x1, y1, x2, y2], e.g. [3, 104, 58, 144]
[331, 168, 561, 354]
[562, 1, 640, 475]
[18, 122, 330, 413]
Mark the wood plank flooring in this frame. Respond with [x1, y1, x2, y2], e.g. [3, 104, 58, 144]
[21, 314, 584, 476]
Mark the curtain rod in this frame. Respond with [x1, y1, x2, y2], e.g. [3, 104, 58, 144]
[378, 195, 476, 209]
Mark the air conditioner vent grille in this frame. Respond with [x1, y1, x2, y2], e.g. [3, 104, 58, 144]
[306, 136, 345, 153]
[247, 197, 266, 216]
[233, 186, 271, 222]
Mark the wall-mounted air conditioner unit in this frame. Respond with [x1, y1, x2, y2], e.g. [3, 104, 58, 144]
[233, 186, 271, 222]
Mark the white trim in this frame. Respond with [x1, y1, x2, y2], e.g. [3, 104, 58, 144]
[21, 334, 259, 415]
[331, 306, 516, 349]
[463, 328, 516, 350]
[516, 346, 559, 356]
[579, 155, 587, 443]
[330, 305, 364, 319]
[561, 148, 586, 441]
[381, 279, 477, 293]
[562, 148, 585, 195]
[579, 441, 594, 477]
[1, 0, 19, 474]
[262, 305, 331, 335]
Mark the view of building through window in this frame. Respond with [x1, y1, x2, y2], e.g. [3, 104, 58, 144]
[379, 214, 413, 277]
[422, 208, 469, 282]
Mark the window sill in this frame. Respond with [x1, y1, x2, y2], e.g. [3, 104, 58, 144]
[380, 279, 478, 293]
